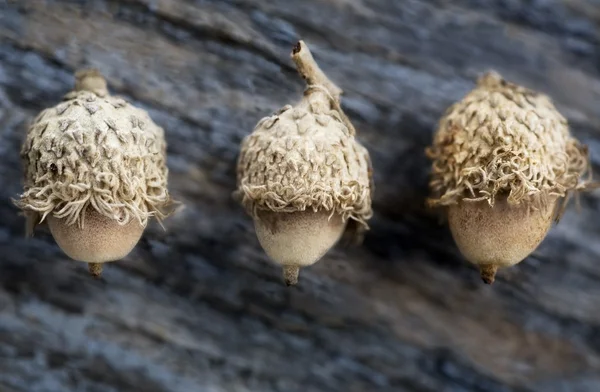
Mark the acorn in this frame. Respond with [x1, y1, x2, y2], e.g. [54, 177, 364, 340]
[235, 41, 373, 285]
[427, 71, 589, 284]
[14, 69, 173, 277]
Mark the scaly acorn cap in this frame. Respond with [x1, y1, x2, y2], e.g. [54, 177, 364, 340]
[427, 71, 590, 284]
[14, 69, 174, 276]
[235, 41, 373, 284]
[427, 71, 588, 209]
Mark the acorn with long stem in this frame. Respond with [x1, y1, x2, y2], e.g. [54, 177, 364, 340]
[235, 41, 373, 285]
[15, 69, 173, 277]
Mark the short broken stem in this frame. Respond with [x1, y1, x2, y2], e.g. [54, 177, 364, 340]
[88, 263, 103, 278]
[477, 71, 504, 88]
[291, 40, 356, 136]
[74, 68, 109, 97]
[479, 264, 498, 285]
[283, 265, 299, 286]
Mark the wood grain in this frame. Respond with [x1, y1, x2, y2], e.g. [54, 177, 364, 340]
[0, 1, 599, 391]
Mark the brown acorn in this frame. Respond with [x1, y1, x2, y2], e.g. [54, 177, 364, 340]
[427, 71, 589, 284]
[235, 41, 373, 285]
[15, 69, 173, 277]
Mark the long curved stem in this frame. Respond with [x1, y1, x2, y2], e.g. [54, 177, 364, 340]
[291, 40, 356, 136]
[292, 40, 342, 101]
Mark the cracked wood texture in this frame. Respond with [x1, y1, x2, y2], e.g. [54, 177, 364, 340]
[1, 1, 600, 391]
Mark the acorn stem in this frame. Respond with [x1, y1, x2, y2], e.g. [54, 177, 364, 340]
[88, 262, 103, 278]
[282, 265, 299, 286]
[291, 40, 342, 101]
[74, 68, 109, 97]
[479, 264, 498, 285]
[291, 40, 356, 136]
[477, 71, 503, 88]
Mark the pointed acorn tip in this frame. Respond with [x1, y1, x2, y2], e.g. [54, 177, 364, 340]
[479, 264, 498, 285]
[88, 263, 103, 279]
[283, 265, 299, 287]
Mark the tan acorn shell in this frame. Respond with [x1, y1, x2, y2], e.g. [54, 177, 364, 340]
[427, 71, 589, 283]
[14, 69, 173, 276]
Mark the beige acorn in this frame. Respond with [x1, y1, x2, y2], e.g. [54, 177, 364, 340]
[235, 41, 373, 285]
[427, 71, 589, 284]
[14, 69, 173, 277]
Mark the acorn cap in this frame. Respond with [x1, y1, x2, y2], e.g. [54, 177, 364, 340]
[15, 69, 173, 232]
[427, 71, 588, 209]
[235, 41, 373, 232]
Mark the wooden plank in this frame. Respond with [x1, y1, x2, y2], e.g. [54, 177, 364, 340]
[0, 1, 599, 391]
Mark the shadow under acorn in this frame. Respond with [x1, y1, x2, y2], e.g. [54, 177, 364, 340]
[354, 110, 470, 278]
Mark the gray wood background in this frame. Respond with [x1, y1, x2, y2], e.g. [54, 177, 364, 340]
[1, 1, 600, 391]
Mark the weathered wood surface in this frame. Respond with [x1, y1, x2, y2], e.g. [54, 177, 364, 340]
[1, 1, 600, 391]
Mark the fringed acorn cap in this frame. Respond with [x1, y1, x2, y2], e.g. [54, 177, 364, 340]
[15, 69, 172, 234]
[235, 41, 373, 232]
[427, 71, 588, 209]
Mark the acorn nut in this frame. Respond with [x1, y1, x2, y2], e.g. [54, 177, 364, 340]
[235, 41, 373, 285]
[15, 69, 174, 277]
[427, 71, 589, 284]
